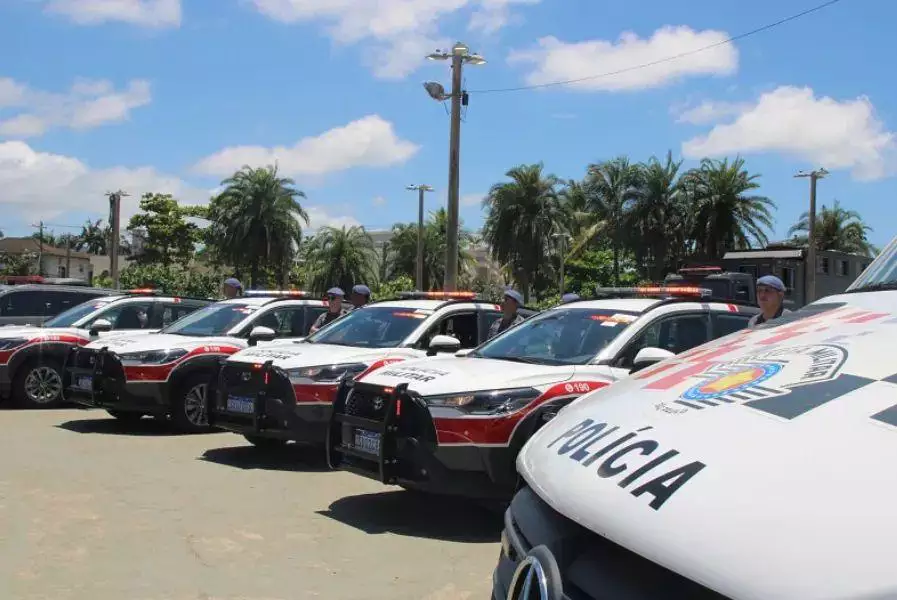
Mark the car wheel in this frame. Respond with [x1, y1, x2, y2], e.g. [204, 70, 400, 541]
[106, 409, 145, 423]
[171, 374, 213, 433]
[14, 359, 64, 409]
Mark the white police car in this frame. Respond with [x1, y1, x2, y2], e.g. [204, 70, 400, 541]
[208, 291, 536, 449]
[1, 290, 209, 408]
[64, 291, 329, 431]
[328, 287, 759, 500]
[493, 239, 897, 599]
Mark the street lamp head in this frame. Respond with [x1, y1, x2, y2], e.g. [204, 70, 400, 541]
[451, 41, 470, 56]
[426, 50, 449, 61]
[465, 53, 487, 65]
[423, 81, 449, 101]
[422, 184, 434, 192]
[406, 185, 417, 191]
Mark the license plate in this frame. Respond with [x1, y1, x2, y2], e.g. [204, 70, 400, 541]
[226, 395, 254, 414]
[74, 375, 93, 391]
[352, 429, 381, 456]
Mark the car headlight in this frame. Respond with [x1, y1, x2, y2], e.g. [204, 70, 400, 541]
[423, 387, 541, 415]
[287, 362, 368, 384]
[116, 348, 188, 365]
[0, 338, 28, 351]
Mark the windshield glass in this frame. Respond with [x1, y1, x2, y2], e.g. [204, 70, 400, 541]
[162, 302, 254, 336]
[847, 236, 896, 292]
[44, 299, 113, 328]
[471, 307, 641, 366]
[306, 306, 429, 348]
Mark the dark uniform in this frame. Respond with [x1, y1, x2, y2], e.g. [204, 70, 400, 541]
[748, 306, 790, 328]
[488, 313, 524, 340]
[311, 308, 347, 332]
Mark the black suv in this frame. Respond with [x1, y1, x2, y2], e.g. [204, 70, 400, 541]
[0, 284, 116, 326]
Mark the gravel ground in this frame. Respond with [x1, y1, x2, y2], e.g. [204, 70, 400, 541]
[0, 407, 501, 600]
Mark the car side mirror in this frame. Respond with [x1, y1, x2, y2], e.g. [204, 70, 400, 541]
[427, 334, 461, 356]
[89, 318, 113, 337]
[248, 326, 276, 347]
[454, 348, 474, 358]
[631, 347, 675, 373]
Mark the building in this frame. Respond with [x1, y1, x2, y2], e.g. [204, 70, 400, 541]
[721, 244, 872, 309]
[0, 237, 96, 282]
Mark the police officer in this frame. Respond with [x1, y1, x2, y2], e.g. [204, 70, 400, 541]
[310, 287, 347, 333]
[350, 284, 371, 309]
[222, 277, 242, 299]
[561, 292, 581, 304]
[488, 289, 525, 340]
[748, 275, 791, 328]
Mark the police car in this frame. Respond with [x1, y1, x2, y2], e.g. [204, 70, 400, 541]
[0, 290, 209, 408]
[208, 292, 536, 449]
[493, 240, 897, 600]
[64, 290, 329, 431]
[327, 286, 760, 501]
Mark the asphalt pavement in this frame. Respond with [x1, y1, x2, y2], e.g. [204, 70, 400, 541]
[0, 407, 501, 600]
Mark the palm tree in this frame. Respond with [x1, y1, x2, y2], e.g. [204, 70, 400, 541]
[687, 157, 776, 259]
[206, 164, 309, 287]
[482, 163, 566, 302]
[303, 225, 378, 293]
[582, 156, 642, 284]
[77, 219, 108, 254]
[628, 151, 689, 280]
[788, 199, 875, 256]
[388, 208, 475, 290]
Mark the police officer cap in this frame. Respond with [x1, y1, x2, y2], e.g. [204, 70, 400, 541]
[224, 277, 242, 289]
[326, 287, 345, 297]
[352, 284, 371, 296]
[503, 289, 524, 305]
[756, 275, 785, 292]
[561, 292, 580, 304]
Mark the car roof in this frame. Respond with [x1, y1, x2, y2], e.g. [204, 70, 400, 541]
[552, 298, 760, 314]
[365, 299, 503, 311]
[223, 297, 324, 308]
[0, 284, 117, 294]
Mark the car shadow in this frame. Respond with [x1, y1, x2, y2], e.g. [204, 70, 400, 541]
[317, 490, 504, 543]
[200, 444, 330, 473]
[56, 416, 205, 437]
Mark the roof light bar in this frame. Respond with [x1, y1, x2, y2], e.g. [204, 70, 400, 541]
[678, 266, 722, 273]
[595, 286, 711, 298]
[126, 288, 161, 294]
[397, 291, 479, 300]
[243, 290, 312, 298]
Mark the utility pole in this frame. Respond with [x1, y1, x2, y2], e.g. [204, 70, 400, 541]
[553, 233, 568, 296]
[37, 221, 44, 276]
[794, 168, 828, 304]
[106, 190, 128, 289]
[406, 184, 434, 290]
[423, 42, 486, 291]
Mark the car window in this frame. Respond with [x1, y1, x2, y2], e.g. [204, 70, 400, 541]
[479, 310, 503, 343]
[0, 290, 49, 317]
[163, 302, 256, 337]
[304, 306, 328, 335]
[88, 301, 154, 330]
[616, 313, 710, 369]
[305, 306, 430, 349]
[44, 298, 115, 327]
[261, 306, 308, 338]
[712, 313, 752, 338]
[152, 302, 202, 329]
[416, 311, 479, 349]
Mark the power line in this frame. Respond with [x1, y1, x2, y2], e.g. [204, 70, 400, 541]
[468, 0, 845, 94]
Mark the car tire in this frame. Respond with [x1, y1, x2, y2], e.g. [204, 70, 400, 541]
[13, 358, 65, 409]
[243, 434, 288, 449]
[171, 373, 213, 433]
[106, 409, 145, 423]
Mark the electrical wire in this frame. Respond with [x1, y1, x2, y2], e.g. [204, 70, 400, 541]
[467, 0, 845, 94]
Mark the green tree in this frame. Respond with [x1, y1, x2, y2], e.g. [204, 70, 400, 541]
[686, 157, 776, 259]
[787, 199, 876, 257]
[0, 251, 38, 276]
[118, 264, 222, 299]
[76, 219, 108, 254]
[302, 225, 377, 293]
[127, 193, 201, 267]
[205, 165, 309, 287]
[482, 163, 566, 303]
[388, 208, 475, 290]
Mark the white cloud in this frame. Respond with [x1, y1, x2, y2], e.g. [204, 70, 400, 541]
[508, 26, 738, 91]
[372, 196, 387, 207]
[673, 100, 751, 125]
[680, 86, 897, 181]
[42, 0, 181, 28]
[248, 0, 538, 78]
[191, 114, 420, 178]
[461, 192, 485, 207]
[304, 205, 361, 231]
[0, 140, 204, 224]
[0, 77, 151, 139]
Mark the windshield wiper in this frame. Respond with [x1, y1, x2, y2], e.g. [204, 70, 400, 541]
[492, 355, 544, 365]
[845, 281, 897, 293]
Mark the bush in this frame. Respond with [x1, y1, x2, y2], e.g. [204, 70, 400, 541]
[117, 264, 223, 299]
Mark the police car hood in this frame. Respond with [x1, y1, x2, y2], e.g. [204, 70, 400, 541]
[517, 291, 897, 600]
[358, 355, 580, 396]
[0, 326, 156, 341]
[227, 342, 419, 368]
[84, 332, 239, 353]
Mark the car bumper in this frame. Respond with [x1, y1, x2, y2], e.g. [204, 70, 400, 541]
[208, 361, 334, 444]
[327, 381, 520, 500]
[63, 346, 168, 415]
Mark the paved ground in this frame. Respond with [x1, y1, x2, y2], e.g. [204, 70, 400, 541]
[0, 407, 501, 600]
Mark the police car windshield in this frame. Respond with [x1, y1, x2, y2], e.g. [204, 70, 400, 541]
[43, 299, 111, 327]
[471, 307, 641, 366]
[162, 302, 253, 336]
[847, 238, 897, 292]
[306, 306, 428, 348]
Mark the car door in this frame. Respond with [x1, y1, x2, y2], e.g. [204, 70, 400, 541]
[87, 300, 155, 331]
[0, 290, 49, 325]
[610, 311, 712, 374]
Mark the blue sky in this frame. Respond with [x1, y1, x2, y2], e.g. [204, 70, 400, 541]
[1, 0, 894, 247]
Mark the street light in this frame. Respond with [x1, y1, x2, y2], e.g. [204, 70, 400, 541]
[794, 168, 828, 304]
[552, 232, 569, 296]
[406, 184, 434, 291]
[422, 41, 486, 291]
